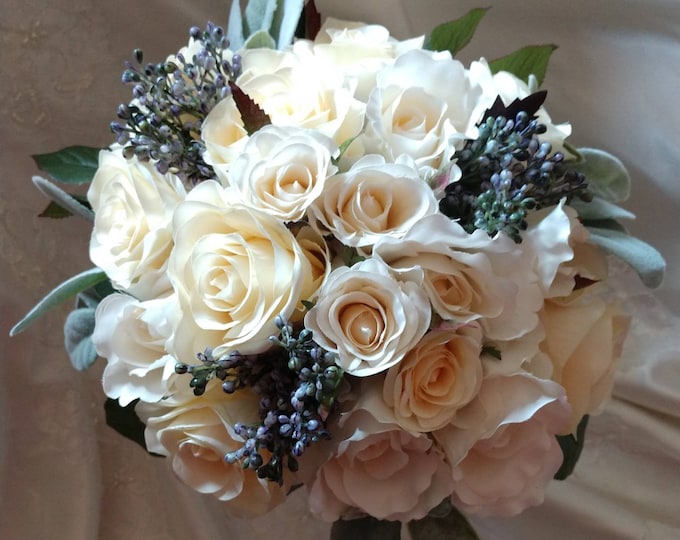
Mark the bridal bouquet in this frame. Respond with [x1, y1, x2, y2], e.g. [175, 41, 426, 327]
[12, 1, 665, 538]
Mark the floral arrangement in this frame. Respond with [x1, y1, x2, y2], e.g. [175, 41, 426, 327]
[11, 1, 665, 538]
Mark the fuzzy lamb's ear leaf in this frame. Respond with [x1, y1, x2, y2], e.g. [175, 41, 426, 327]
[10, 268, 108, 336]
[245, 0, 278, 35]
[270, 0, 305, 48]
[424, 7, 490, 56]
[586, 226, 666, 288]
[489, 44, 557, 85]
[64, 307, 98, 371]
[243, 29, 277, 49]
[568, 148, 631, 203]
[227, 0, 246, 50]
[570, 196, 636, 222]
[32, 176, 94, 221]
[32, 145, 100, 184]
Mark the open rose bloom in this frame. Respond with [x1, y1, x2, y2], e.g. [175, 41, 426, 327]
[79, 12, 649, 531]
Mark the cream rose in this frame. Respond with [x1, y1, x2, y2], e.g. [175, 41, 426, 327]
[228, 125, 338, 221]
[383, 324, 484, 432]
[308, 155, 437, 249]
[536, 290, 630, 433]
[434, 373, 571, 517]
[363, 49, 483, 174]
[92, 293, 180, 406]
[201, 95, 249, 183]
[167, 180, 315, 360]
[307, 407, 453, 522]
[137, 385, 285, 517]
[304, 257, 430, 377]
[88, 148, 186, 300]
[294, 17, 424, 102]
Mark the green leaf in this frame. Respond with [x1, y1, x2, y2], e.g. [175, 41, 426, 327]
[228, 81, 272, 135]
[32, 145, 100, 184]
[489, 44, 557, 86]
[227, 0, 246, 50]
[32, 175, 94, 221]
[409, 505, 480, 540]
[243, 29, 277, 49]
[104, 398, 162, 455]
[245, 0, 278, 35]
[555, 415, 589, 480]
[64, 307, 98, 371]
[570, 196, 635, 222]
[567, 148, 631, 203]
[270, 0, 305, 48]
[424, 7, 490, 56]
[586, 226, 665, 288]
[10, 268, 108, 336]
[331, 517, 401, 540]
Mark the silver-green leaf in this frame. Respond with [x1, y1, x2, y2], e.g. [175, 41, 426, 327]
[10, 268, 108, 336]
[587, 226, 665, 288]
[245, 0, 278, 35]
[32, 175, 94, 222]
[244, 29, 277, 49]
[227, 0, 246, 50]
[570, 196, 635, 222]
[568, 148, 631, 203]
[64, 307, 98, 371]
[270, 0, 304, 49]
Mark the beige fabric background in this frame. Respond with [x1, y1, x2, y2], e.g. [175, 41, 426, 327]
[1, 1, 679, 538]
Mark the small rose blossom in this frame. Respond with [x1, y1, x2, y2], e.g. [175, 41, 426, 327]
[92, 293, 180, 406]
[307, 407, 453, 522]
[137, 386, 285, 517]
[308, 155, 437, 249]
[167, 180, 315, 360]
[201, 95, 249, 183]
[383, 324, 484, 432]
[434, 373, 571, 517]
[228, 125, 338, 221]
[87, 148, 186, 300]
[304, 257, 431, 377]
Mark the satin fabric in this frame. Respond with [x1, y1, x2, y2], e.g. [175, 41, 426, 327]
[1, 1, 678, 538]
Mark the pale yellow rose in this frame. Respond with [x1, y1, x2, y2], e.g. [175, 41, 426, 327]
[167, 180, 316, 360]
[201, 95, 249, 183]
[304, 257, 431, 377]
[537, 290, 630, 433]
[137, 385, 285, 517]
[228, 125, 338, 222]
[309, 155, 437, 250]
[383, 324, 484, 432]
[88, 147, 186, 300]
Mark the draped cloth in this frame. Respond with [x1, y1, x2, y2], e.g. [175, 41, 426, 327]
[1, 1, 678, 538]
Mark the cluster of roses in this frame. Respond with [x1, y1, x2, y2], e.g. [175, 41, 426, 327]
[90, 19, 628, 521]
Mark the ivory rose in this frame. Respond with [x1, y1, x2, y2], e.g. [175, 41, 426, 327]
[536, 290, 630, 433]
[137, 385, 285, 517]
[92, 293, 179, 406]
[434, 374, 571, 517]
[88, 148, 186, 300]
[307, 407, 454, 522]
[308, 155, 437, 249]
[201, 95, 249, 183]
[304, 257, 430, 377]
[363, 49, 483, 174]
[228, 125, 338, 221]
[383, 324, 484, 432]
[167, 180, 315, 360]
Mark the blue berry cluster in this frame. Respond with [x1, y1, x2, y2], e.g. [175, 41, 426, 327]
[439, 92, 591, 242]
[111, 22, 240, 184]
[175, 317, 344, 485]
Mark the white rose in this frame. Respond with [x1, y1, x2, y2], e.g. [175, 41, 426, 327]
[137, 385, 285, 517]
[201, 95, 249, 183]
[304, 257, 431, 377]
[434, 373, 571, 517]
[308, 155, 437, 249]
[294, 17, 424, 102]
[228, 125, 338, 221]
[87, 148, 186, 300]
[383, 324, 484, 432]
[307, 406, 453, 522]
[92, 293, 179, 406]
[363, 49, 483, 174]
[167, 180, 315, 360]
